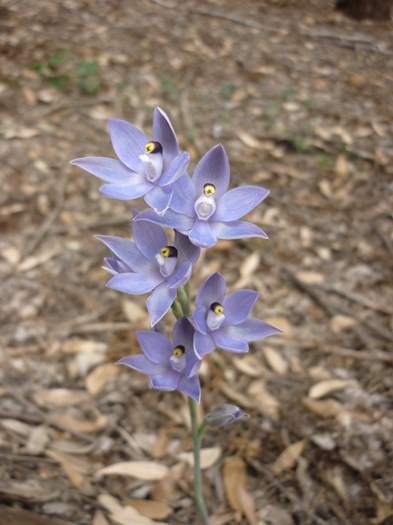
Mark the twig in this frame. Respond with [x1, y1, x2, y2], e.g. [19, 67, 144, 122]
[320, 346, 393, 364]
[282, 268, 335, 316]
[63, 321, 131, 335]
[23, 172, 67, 258]
[323, 286, 393, 316]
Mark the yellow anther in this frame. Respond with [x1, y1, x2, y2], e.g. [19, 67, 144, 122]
[160, 245, 177, 258]
[172, 345, 185, 358]
[211, 302, 224, 315]
[144, 141, 162, 154]
[203, 183, 216, 197]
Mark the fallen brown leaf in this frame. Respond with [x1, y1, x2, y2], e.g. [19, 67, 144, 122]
[308, 379, 355, 399]
[96, 461, 169, 481]
[128, 499, 172, 520]
[271, 440, 306, 475]
[86, 363, 120, 395]
[34, 388, 88, 407]
[178, 447, 222, 470]
[223, 456, 256, 525]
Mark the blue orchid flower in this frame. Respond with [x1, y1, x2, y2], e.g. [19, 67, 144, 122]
[99, 219, 199, 326]
[71, 107, 189, 215]
[190, 272, 280, 357]
[134, 144, 269, 247]
[118, 318, 201, 402]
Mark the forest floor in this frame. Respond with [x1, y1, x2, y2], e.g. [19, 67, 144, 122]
[0, 1, 392, 524]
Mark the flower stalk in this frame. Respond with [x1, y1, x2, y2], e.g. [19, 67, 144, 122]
[189, 396, 210, 525]
[172, 289, 209, 524]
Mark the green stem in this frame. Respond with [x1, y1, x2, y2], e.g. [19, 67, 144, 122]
[178, 285, 191, 316]
[189, 397, 210, 525]
[171, 299, 183, 319]
[171, 288, 209, 524]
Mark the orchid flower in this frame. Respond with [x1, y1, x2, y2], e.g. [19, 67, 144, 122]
[190, 272, 280, 358]
[71, 107, 189, 215]
[118, 318, 201, 402]
[99, 219, 199, 326]
[134, 144, 269, 247]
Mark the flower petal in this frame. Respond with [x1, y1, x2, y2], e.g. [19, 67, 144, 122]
[227, 319, 281, 341]
[212, 329, 249, 353]
[194, 331, 215, 358]
[96, 235, 151, 272]
[166, 261, 192, 289]
[146, 284, 177, 326]
[100, 180, 152, 200]
[152, 107, 179, 165]
[150, 371, 179, 391]
[211, 220, 268, 240]
[175, 231, 200, 264]
[159, 151, 190, 187]
[192, 144, 230, 197]
[70, 156, 136, 183]
[223, 290, 259, 325]
[107, 271, 162, 295]
[188, 220, 216, 248]
[173, 318, 194, 350]
[103, 256, 129, 274]
[178, 376, 201, 402]
[118, 354, 165, 375]
[214, 186, 270, 222]
[135, 209, 194, 232]
[132, 219, 167, 260]
[144, 186, 173, 215]
[191, 306, 208, 335]
[170, 175, 196, 217]
[136, 330, 172, 363]
[195, 272, 226, 308]
[108, 118, 147, 171]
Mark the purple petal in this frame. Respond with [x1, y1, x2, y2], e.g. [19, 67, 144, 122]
[152, 107, 179, 165]
[108, 118, 147, 171]
[132, 219, 167, 260]
[170, 175, 196, 217]
[192, 144, 230, 197]
[118, 354, 165, 375]
[145, 186, 173, 215]
[211, 220, 268, 240]
[107, 271, 163, 295]
[223, 290, 259, 325]
[103, 256, 130, 274]
[166, 261, 192, 289]
[228, 319, 281, 342]
[173, 318, 194, 350]
[159, 152, 190, 187]
[175, 231, 200, 264]
[136, 330, 172, 363]
[100, 180, 152, 200]
[196, 272, 226, 308]
[146, 284, 177, 326]
[214, 186, 270, 222]
[96, 235, 151, 272]
[194, 331, 215, 358]
[189, 220, 216, 248]
[212, 329, 249, 353]
[135, 209, 194, 232]
[150, 370, 179, 391]
[178, 376, 201, 402]
[70, 157, 136, 184]
[191, 306, 208, 335]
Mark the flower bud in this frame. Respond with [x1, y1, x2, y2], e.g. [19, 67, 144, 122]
[204, 404, 248, 428]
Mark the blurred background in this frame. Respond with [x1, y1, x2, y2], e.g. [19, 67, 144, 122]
[0, 1, 392, 524]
